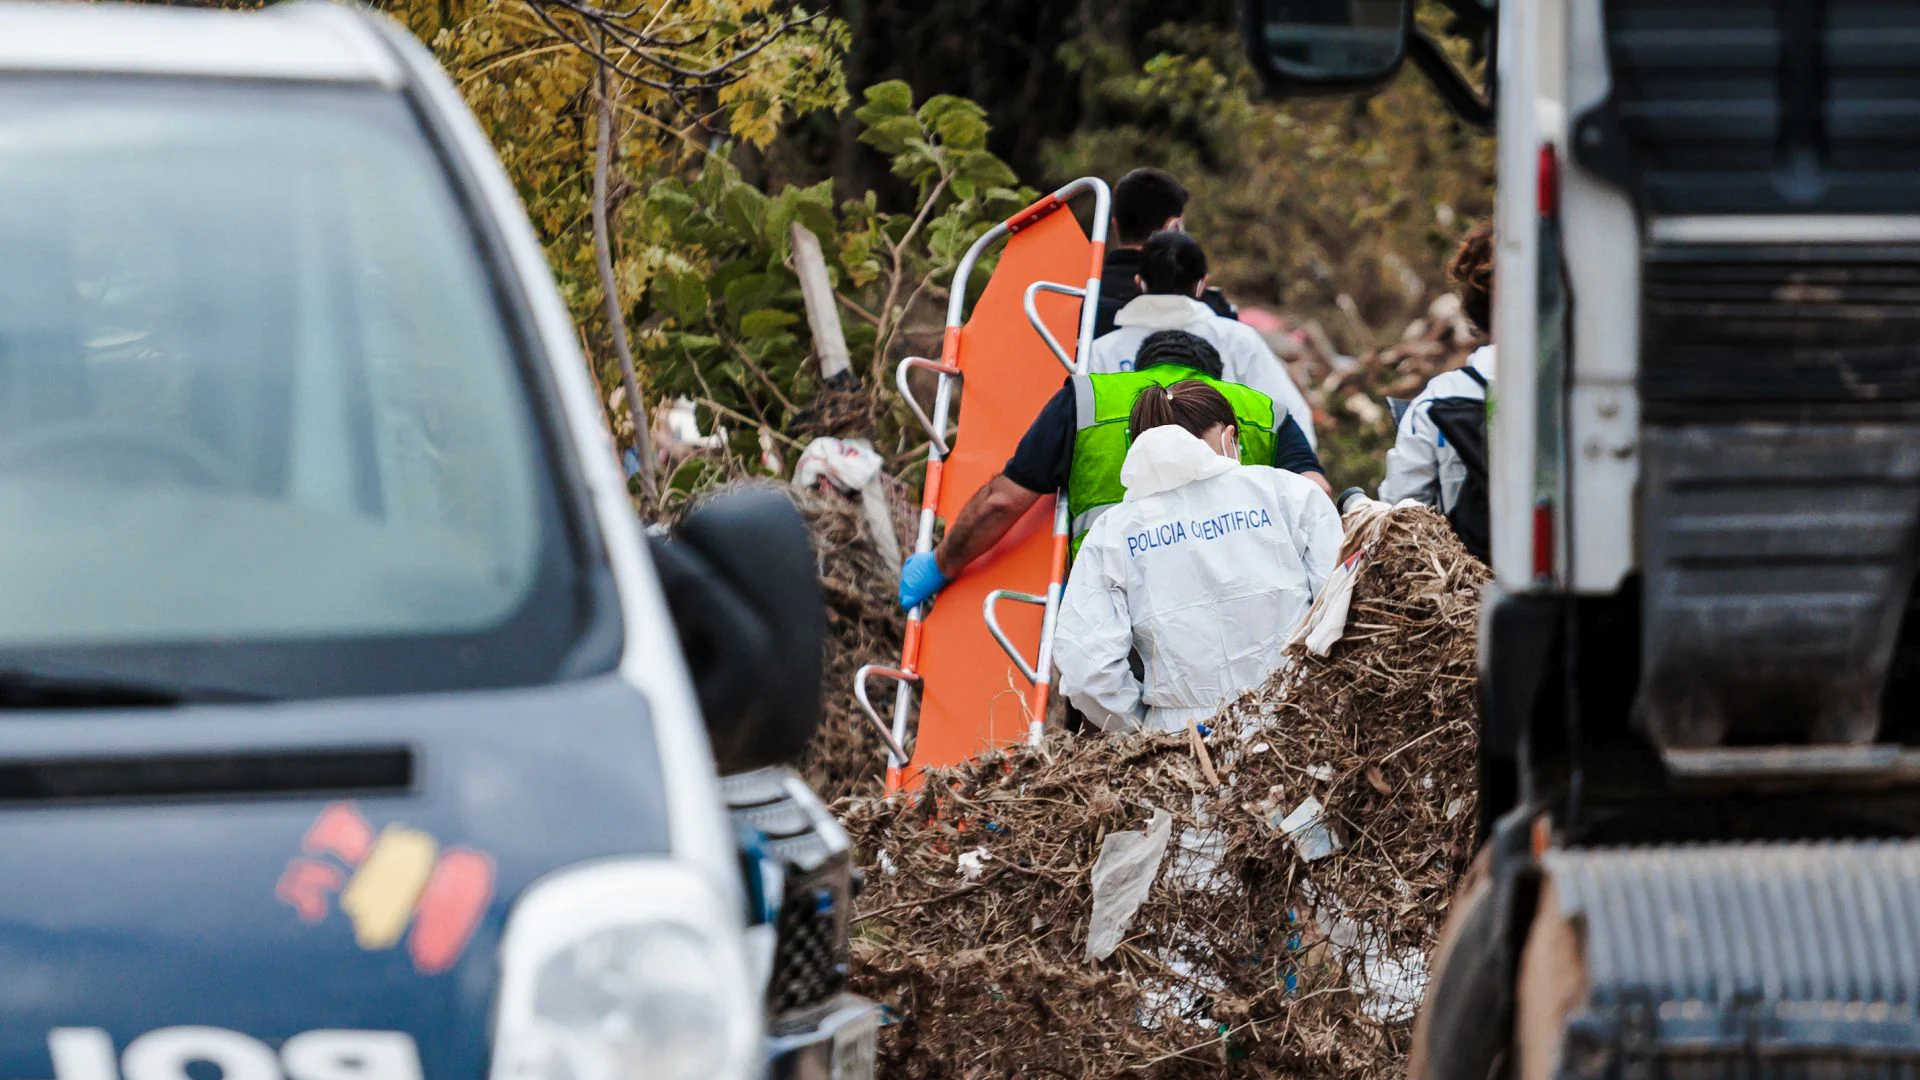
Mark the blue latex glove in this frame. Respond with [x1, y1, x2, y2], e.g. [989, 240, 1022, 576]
[899, 551, 950, 611]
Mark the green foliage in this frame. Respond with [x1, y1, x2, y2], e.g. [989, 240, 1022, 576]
[627, 80, 1032, 458]
[377, 0, 1029, 478]
[343, 0, 1486, 499]
[1046, 10, 1494, 490]
[1047, 16, 1494, 352]
[376, 0, 851, 476]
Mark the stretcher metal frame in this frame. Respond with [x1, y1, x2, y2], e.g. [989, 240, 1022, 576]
[854, 177, 1110, 792]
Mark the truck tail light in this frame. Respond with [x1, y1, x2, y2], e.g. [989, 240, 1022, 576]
[1538, 143, 1559, 219]
[1533, 498, 1555, 581]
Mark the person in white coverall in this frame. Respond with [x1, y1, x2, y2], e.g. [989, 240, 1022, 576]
[1377, 343, 1494, 512]
[1053, 379, 1343, 734]
[1378, 223, 1495, 563]
[1088, 230, 1319, 453]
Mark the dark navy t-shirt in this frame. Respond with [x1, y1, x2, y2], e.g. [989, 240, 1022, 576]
[1001, 380, 1324, 495]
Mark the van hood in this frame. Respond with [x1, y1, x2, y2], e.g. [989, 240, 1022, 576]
[0, 675, 678, 1080]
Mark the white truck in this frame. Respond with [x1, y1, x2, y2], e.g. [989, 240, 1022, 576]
[1246, 0, 1920, 1073]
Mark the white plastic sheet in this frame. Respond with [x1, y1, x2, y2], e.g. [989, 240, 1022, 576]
[1284, 494, 1425, 656]
[1085, 808, 1173, 963]
[1139, 821, 1233, 1025]
[1276, 796, 1341, 862]
[1303, 882, 1429, 1023]
[956, 846, 992, 881]
[791, 437, 901, 572]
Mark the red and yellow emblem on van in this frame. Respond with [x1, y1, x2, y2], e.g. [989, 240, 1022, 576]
[274, 802, 494, 974]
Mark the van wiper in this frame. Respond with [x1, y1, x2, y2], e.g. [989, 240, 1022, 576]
[0, 669, 272, 709]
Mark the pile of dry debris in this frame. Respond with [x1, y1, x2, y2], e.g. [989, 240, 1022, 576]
[789, 481, 911, 803]
[1273, 292, 1484, 431]
[837, 503, 1487, 1077]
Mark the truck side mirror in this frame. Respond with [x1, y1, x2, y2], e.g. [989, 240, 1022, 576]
[649, 489, 824, 774]
[1241, 0, 1412, 93]
[1240, 0, 1496, 127]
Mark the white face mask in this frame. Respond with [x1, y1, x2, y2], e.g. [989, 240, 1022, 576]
[1217, 431, 1239, 459]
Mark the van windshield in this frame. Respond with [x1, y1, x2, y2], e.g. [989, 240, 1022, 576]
[0, 79, 594, 699]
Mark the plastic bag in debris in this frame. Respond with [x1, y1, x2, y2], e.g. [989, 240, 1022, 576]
[647, 395, 727, 451]
[1276, 796, 1341, 861]
[1165, 825, 1229, 891]
[1288, 548, 1362, 657]
[956, 846, 992, 881]
[1285, 495, 1428, 656]
[1137, 821, 1235, 1027]
[1303, 882, 1428, 1023]
[792, 436, 884, 493]
[1085, 808, 1173, 963]
[791, 437, 902, 572]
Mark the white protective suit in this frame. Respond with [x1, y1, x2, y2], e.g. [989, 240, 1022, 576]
[1088, 294, 1318, 449]
[1054, 425, 1344, 733]
[1378, 345, 1495, 511]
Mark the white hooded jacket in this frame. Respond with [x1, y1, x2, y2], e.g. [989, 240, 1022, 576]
[1054, 425, 1344, 733]
[1379, 345, 1494, 511]
[1088, 294, 1318, 449]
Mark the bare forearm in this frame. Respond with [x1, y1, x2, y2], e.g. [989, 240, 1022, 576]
[934, 476, 1040, 575]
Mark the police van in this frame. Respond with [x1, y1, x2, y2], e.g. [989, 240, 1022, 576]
[0, 4, 874, 1078]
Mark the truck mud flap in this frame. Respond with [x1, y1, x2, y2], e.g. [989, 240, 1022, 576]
[1636, 243, 1920, 750]
[1530, 842, 1920, 1080]
[1640, 419, 1920, 749]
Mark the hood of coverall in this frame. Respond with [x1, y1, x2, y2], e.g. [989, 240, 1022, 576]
[1119, 425, 1239, 498]
[1112, 294, 1217, 330]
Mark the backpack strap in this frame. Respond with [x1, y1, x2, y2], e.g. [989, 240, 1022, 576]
[1459, 365, 1488, 390]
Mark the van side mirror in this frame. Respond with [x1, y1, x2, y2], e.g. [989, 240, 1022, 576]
[1241, 0, 1412, 92]
[1242, 0, 1496, 126]
[649, 489, 823, 774]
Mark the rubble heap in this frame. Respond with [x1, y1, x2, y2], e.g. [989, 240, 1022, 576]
[841, 504, 1488, 1078]
[790, 482, 911, 803]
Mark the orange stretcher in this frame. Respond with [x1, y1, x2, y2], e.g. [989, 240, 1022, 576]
[855, 178, 1110, 791]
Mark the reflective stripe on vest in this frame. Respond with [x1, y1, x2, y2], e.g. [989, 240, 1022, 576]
[1065, 366, 1280, 559]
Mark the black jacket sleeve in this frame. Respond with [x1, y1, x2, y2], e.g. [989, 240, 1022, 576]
[1002, 384, 1077, 494]
[1271, 413, 1324, 477]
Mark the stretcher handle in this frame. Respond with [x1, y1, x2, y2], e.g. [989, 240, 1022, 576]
[1022, 281, 1086, 374]
[983, 590, 1047, 685]
[853, 663, 916, 763]
[894, 357, 961, 457]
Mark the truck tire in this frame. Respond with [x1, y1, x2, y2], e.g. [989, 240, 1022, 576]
[1409, 861, 1511, 1080]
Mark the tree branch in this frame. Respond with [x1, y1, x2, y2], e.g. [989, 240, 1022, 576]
[876, 268, 942, 364]
[871, 171, 951, 379]
[835, 292, 883, 328]
[719, 332, 801, 415]
[591, 46, 660, 505]
[526, 4, 681, 93]
[523, 0, 819, 96]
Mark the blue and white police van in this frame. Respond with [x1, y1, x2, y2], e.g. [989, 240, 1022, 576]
[0, 4, 875, 1078]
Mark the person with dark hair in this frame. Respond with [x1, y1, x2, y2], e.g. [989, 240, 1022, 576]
[896, 330, 1326, 611]
[1091, 231, 1323, 478]
[1093, 168, 1237, 336]
[1051, 379, 1342, 733]
[1380, 222, 1494, 561]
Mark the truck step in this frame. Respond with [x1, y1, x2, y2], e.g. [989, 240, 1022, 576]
[1542, 841, 1920, 1078]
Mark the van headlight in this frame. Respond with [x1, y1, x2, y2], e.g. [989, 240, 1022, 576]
[490, 861, 759, 1080]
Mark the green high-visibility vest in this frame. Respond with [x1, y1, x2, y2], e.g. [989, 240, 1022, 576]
[1065, 366, 1280, 557]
